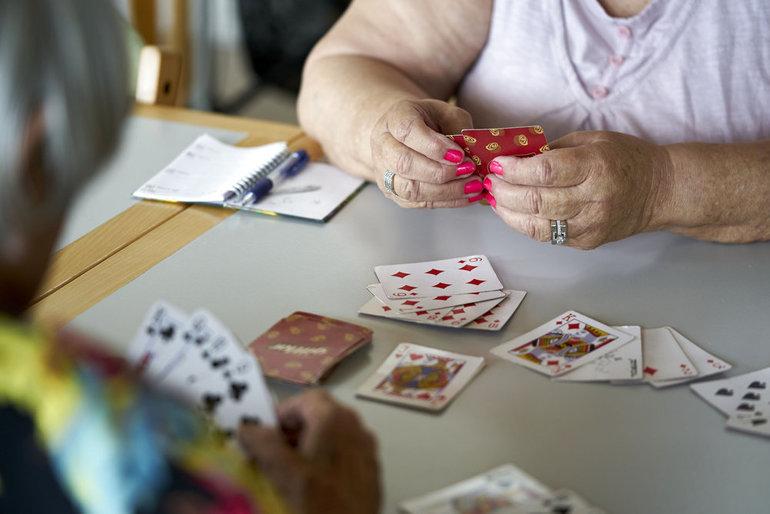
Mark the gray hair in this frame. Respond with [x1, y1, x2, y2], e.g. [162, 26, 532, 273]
[0, 0, 130, 238]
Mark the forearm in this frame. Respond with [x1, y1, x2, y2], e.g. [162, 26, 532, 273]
[656, 141, 770, 242]
[298, 55, 429, 180]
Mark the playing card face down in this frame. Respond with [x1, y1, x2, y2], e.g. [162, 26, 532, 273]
[491, 311, 633, 377]
[357, 343, 484, 411]
[448, 126, 550, 177]
[249, 311, 372, 385]
[399, 464, 551, 514]
[375, 255, 503, 300]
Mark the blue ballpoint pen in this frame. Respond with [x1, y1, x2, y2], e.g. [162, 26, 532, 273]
[241, 150, 310, 205]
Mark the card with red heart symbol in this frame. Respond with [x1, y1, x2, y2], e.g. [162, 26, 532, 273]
[356, 343, 484, 411]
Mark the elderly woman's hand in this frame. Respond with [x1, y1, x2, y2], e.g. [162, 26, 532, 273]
[239, 390, 381, 514]
[484, 131, 673, 249]
[371, 98, 486, 208]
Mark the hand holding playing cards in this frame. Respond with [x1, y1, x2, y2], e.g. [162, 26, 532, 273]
[239, 390, 381, 514]
[485, 131, 672, 249]
[371, 98, 482, 208]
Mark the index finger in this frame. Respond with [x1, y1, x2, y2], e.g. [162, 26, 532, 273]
[386, 110, 465, 164]
[490, 147, 589, 187]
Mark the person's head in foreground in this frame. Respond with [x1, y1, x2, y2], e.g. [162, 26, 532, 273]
[0, 2, 380, 514]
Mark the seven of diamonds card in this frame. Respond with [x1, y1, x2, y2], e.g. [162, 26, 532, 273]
[490, 311, 634, 377]
[374, 255, 503, 300]
[357, 343, 484, 411]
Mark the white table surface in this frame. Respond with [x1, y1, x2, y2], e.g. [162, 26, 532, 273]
[70, 183, 770, 514]
[56, 116, 245, 249]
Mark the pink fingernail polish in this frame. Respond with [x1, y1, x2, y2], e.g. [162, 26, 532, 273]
[489, 160, 504, 176]
[483, 177, 492, 191]
[464, 180, 483, 195]
[456, 161, 476, 176]
[444, 149, 464, 163]
[468, 193, 485, 203]
[485, 192, 497, 208]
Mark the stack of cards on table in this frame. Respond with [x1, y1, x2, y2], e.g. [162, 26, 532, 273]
[691, 367, 770, 439]
[357, 343, 484, 411]
[400, 464, 604, 514]
[447, 126, 550, 178]
[359, 255, 526, 330]
[491, 311, 731, 386]
[126, 301, 276, 433]
[249, 311, 372, 385]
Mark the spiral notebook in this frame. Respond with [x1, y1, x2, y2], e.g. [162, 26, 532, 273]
[133, 134, 365, 222]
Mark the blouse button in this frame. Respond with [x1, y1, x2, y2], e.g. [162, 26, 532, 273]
[591, 85, 609, 99]
[617, 25, 632, 39]
[609, 54, 625, 67]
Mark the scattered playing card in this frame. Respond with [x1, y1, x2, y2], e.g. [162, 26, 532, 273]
[466, 290, 527, 331]
[641, 327, 697, 381]
[249, 311, 372, 385]
[648, 328, 731, 388]
[374, 255, 503, 300]
[555, 326, 643, 383]
[690, 367, 770, 417]
[726, 413, 770, 438]
[367, 283, 506, 313]
[490, 311, 634, 377]
[357, 343, 484, 411]
[399, 464, 552, 514]
[524, 488, 607, 514]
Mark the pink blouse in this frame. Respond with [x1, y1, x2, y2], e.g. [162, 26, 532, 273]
[457, 0, 770, 144]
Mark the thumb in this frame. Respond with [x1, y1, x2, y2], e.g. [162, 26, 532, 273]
[238, 423, 306, 492]
[434, 103, 474, 135]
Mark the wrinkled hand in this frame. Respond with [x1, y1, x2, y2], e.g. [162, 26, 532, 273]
[239, 390, 381, 514]
[484, 131, 672, 249]
[370, 98, 486, 208]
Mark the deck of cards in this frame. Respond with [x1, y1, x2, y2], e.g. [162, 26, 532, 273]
[249, 311, 372, 385]
[691, 367, 770, 439]
[399, 464, 604, 514]
[126, 301, 277, 433]
[491, 311, 731, 387]
[356, 343, 484, 411]
[359, 255, 526, 330]
[447, 126, 550, 178]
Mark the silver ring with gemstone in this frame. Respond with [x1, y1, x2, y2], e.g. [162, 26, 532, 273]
[383, 170, 397, 195]
[550, 219, 568, 245]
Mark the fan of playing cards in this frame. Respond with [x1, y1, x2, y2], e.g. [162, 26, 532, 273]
[126, 301, 277, 433]
[400, 464, 604, 514]
[359, 255, 526, 330]
[491, 311, 732, 386]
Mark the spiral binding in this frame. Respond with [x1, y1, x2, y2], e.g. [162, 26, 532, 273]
[228, 148, 290, 199]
